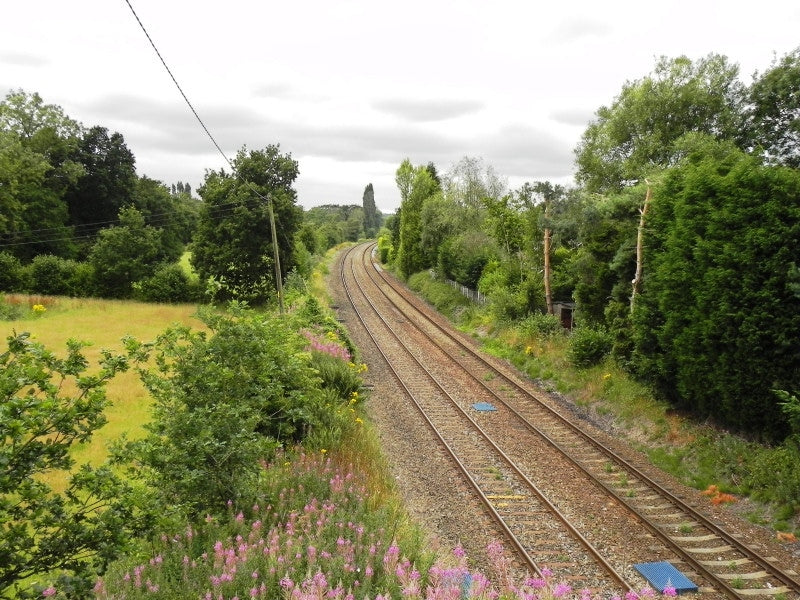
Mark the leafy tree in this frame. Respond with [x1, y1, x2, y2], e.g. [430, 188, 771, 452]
[0, 129, 76, 260]
[572, 186, 643, 325]
[362, 183, 381, 237]
[88, 206, 168, 298]
[64, 126, 137, 233]
[419, 192, 465, 267]
[443, 156, 506, 224]
[632, 141, 800, 439]
[191, 145, 302, 304]
[396, 163, 439, 277]
[27, 254, 85, 296]
[0, 332, 145, 597]
[575, 54, 745, 194]
[0, 90, 81, 140]
[394, 158, 414, 205]
[133, 175, 199, 259]
[744, 47, 800, 168]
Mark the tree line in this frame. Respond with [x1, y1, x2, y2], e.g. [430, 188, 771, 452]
[0, 90, 382, 305]
[380, 50, 800, 441]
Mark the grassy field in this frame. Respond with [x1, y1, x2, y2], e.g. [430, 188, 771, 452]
[3, 295, 202, 478]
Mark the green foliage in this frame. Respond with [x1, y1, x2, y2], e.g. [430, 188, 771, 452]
[396, 162, 439, 277]
[88, 207, 168, 299]
[745, 440, 800, 512]
[567, 326, 613, 368]
[0, 332, 144, 597]
[0, 294, 23, 320]
[519, 312, 564, 339]
[191, 145, 303, 305]
[64, 126, 137, 232]
[132, 263, 202, 303]
[631, 143, 800, 438]
[310, 351, 363, 400]
[362, 182, 381, 237]
[439, 231, 496, 289]
[407, 271, 472, 319]
[0, 250, 26, 291]
[376, 231, 393, 263]
[0, 127, 76, 260]
[121, 305, 333, 518]
[571, 186, 643, 326]
[744, 47, 800, 168]
[575, 54, 744, 194]
[27, 254, 89, 296]
[302, 205, 365, 249]
[133, 175, 198, 260]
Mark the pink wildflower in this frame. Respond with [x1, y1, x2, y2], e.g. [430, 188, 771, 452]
[663, 586, 678, 598]
[42, 587, 56, 597]
[553, 583, 572, 597]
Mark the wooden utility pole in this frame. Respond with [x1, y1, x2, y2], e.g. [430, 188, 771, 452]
[543, 202, 554, 315]
[267, 195, 284, 315]
[630, 180, 652, 313]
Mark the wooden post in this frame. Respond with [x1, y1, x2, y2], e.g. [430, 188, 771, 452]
[268, 195, 284, 316]
[544, 201, 554, 315]
[630, 180, 652, 313]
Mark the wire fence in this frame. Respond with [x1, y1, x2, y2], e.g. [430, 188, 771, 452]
[445, 277, 487, 305]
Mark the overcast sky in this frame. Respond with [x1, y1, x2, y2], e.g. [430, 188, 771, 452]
[2, 1, 799, 213]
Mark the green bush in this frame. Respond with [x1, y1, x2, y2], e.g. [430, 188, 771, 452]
[27, 254, 76, 296]
[64, 261, 95, 297]
[568, 325, 613, 368]
[121, 304, 336, 518]
[520, 312, 564, 339]
[377, 234, 393, 263]
[132, 263, 202, 303]
[744, 440, 800, 513]
[311, 351, 363, 399]
[0, 251, 26, 292]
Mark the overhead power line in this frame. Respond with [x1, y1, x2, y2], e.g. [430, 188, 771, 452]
[122, 0, 235, 173]
[121, 0, 286, 313]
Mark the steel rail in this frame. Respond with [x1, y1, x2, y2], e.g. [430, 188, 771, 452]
[356, 241, 800, 599]
[340, 244, 634, 592]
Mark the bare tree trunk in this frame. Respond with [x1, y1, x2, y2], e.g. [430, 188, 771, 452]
[630, 181, 652, 313]
[544, 201, 553, 315]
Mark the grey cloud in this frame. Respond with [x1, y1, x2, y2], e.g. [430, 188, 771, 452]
[549, 16, 611, 43]
[80, 94, 575, 190]
[0, 52, 48, 67]
[474, 124, 575, 180]
[550, 107, 595, 127]
[372, 98, 484, 122]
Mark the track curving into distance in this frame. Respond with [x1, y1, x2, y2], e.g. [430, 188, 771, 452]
[338, 242, 800, 600]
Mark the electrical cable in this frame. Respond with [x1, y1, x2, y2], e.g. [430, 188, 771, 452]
[122, 0, 235, 173]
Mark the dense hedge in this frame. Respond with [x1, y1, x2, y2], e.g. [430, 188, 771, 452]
[632, 144, 800, 439]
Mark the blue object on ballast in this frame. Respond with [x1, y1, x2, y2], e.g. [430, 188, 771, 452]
[472, 402, 496, 412]
[633, 562, 698, 594]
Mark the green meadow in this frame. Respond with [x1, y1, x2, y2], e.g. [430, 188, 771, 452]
[3, 295, 202, 485]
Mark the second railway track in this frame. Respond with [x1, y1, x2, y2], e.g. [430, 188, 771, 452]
[335, 242, 800, 599]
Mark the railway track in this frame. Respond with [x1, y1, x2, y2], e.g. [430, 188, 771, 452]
[337, 242, 800, 599]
